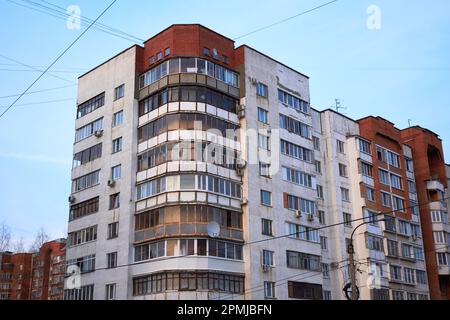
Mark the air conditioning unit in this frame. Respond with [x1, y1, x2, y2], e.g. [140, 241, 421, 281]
[250, 77, 258, 85]
[262, 264, 271, 272]
[241, 198, 248, 205]
[236, 105, 246, 119]
[236, 159, 247, 170]
[411, 235, 418, 242]
[236, 168, 245, 176]
[68, 195, 76, 203]
[107, 179, 116, 187]
[294, 210, 302, 219]
[267, 127, 272, 134]
[94, 130, 104, 138]
[307, 213, 314, 222]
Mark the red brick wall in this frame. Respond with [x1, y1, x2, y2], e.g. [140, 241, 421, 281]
[401, 127, 448, 300]
[10, 253, 32, 300]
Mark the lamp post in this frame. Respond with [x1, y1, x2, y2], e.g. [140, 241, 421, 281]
[347, 217, 386, 300]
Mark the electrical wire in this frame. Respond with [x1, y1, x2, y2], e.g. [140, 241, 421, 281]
[0, 0, 118, 121]
[0, 84, 76, 100]
[0, 97, 76, 108]
[233, 0, 339, 40]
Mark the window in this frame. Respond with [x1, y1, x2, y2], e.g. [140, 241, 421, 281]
[312, 137, 320, 151]
[378, 169, 390, 185]
[431, 211, 449, 223]
[264, 282, 275, 298]
[405, 158, 414, 172]
[406, 293, 417, 300]
[258, 134, 270, 150]
[111, 165, 121, 181]
[437, 253, 448, 266]
[337, 140, 345, 153]
[136, 176, 167, 199]
[180, 239, 195, 256]
[261, 190, 272, 206]
[107, 252, 118, 269]
[77, 93, 105, 118]
[401, 244, 413, 260]
[203, 47, 210, 56]
[381, 192, 390, 207]
[73, 143, 102, 168]
[257, 107, 268, 123]
[316, 185, 324, 199]
[285, 194, 316, 215]
[64, 284, 94, 300]
[113, 110, 123, 127]
[392, 196, 405, 212]
[285, 223, 319, 243]
[433, 231, 447, 244]
[341, 187, 350, 202]
[114, 84, 124, 100]
[109, 193, 120, 210]
[320, 236, 328, 250]
[414, 247, 424, 261]
[387, 240, 399, 257]
[318, 211, 326, 225]
[390, 174, 403, 189]
[315, 160, 321, 174]
[72, 170, 100, 192]
[367, 187, 375, 202]
[366, 210, 379, 226]
[392, 290, 404, 300]
[360, 161, 373, 177]
[262, 219, 273, 236]
[222, 55, 228, 64]
[387, 151, 400, 168]
[112, 137, 122, 154]
[367, 235, 384, 251]
[75, 117, 103, 142]
[390, 265, 402, 281]
[282, 167, 313, 188]
[69, 197, 99, 221]
[68, 225, 97, 246]
[279, 114, 310, 139]
[149, 56, 155, 65]
[105, 284, 116, 300]
[107, 222, 119, 239]
[398, 220, 410, 235]
[404, 268, 415, 284]
[323, 291, 331, 300]
[280, 140, 313, 163]
[358, 138, 371, 154]
[164, 47, 170, 57]
[322, 264, 330, 278]
[262, 250, 274, 266]
[288, 281, 323, 300]
[339, 163, 347, 177]
[416, 270, 427, 284]
[343, 212, 352, 227]
[256, 82, 268, 97]
[278, 89, 309, 113]
[407, 179, 416, 193]
[286, 251, 320, 271]
[259, 162, 271, 177]
[157, 51, 162, 61]
[66, 254, 95, 273]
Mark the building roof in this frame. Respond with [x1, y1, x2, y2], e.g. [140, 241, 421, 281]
[143, 24, 235, 44]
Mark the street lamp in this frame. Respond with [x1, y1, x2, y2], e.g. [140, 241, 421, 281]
[346, 216, 386, 301]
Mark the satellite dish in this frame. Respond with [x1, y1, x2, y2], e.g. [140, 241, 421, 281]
[207, 222, 220, 238]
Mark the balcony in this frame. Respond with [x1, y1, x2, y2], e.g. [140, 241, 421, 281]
[427, 180, 445, 193]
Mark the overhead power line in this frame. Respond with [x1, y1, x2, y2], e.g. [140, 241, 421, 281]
[6, 0, 143, 43]
[233, 0, 339, 40]
[0, 53, 76, 84]
[0, 98, 76, 108]
[0, 0, 118, 121]
[0, 84, 76, 100]
[0, 68, 84, 74]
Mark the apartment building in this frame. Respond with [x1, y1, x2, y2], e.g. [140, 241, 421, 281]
[64, 24, 446, 300]
[0, 239, 65, 300]
[31, 239, 66, 300]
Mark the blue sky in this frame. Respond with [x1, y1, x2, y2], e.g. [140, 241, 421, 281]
[0, 0, 449, 246]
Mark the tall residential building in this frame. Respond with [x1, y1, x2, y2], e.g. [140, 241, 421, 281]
[0, 239, 66, 300]
[64, 24, 446, 300]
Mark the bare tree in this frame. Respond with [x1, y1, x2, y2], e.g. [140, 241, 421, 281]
[12, 237, 25, 253]
[0, 221, 11, 252]
[29, 227, 50, 252]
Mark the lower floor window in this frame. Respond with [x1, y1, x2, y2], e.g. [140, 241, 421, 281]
[105, 283, 116, 300]
[264, 281, 275, 298]
[287, 281, 323, 300]
[64, 284, 94, 300]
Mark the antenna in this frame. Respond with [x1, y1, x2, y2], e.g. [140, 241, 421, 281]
[408, 119, 412, 127]
[333, 99, 346, 113]
[207, 222, 221, 238]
